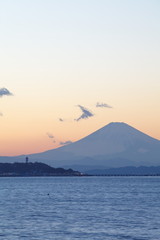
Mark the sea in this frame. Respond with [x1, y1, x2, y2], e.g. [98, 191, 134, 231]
[0, 176, 160, 240]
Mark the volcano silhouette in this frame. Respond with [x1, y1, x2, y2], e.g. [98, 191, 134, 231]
[28, 122, 160, 170]
[0, 122, 160, 171]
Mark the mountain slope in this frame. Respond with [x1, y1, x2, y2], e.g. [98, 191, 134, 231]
[28, 122, 160, 169]
[0, 122, 160, 170]
[57, 122, 159, 156]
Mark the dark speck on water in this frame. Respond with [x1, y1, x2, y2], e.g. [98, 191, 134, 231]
[0, 176, 160, 240]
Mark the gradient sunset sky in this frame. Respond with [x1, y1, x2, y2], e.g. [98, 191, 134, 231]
[0, 0, 160, 156]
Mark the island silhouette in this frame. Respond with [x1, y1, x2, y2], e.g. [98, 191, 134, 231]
[0, 160, 82, 177]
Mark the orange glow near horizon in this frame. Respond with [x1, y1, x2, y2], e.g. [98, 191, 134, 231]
[1, 119, 160, 156]
[0, 1, 160, 156]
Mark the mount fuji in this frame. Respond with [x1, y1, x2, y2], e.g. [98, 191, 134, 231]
[1, 122, 160, 171]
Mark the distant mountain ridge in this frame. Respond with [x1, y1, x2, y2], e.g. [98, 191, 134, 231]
[0, 122, 160, 171]
[86, 166, 160, 176]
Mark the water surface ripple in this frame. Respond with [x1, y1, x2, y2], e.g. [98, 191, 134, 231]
[0, 176, 160, 239]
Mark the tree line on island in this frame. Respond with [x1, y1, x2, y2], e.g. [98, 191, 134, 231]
[1, 158, 160, 177]
[0, 161, 82, 177]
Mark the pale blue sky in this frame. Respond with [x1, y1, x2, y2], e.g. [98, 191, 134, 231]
[0, 0, 160, 155]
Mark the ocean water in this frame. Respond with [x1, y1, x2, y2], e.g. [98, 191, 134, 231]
[0, 177, 160, 240]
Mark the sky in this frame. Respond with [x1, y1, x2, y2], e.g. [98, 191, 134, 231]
[0, 0, 160, 156]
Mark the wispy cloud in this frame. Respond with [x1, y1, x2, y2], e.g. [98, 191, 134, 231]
[75, 105, 94, 121]
[0, 88, 13, 97]
[96, 102, 113, 108]
[60, 140, 72, 146]
[0, 112, 3, 116]
[59, 118, 64, 122]
[46, 132, 54, 139]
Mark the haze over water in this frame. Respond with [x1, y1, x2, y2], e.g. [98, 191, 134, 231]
[0, 176, 160, 240]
